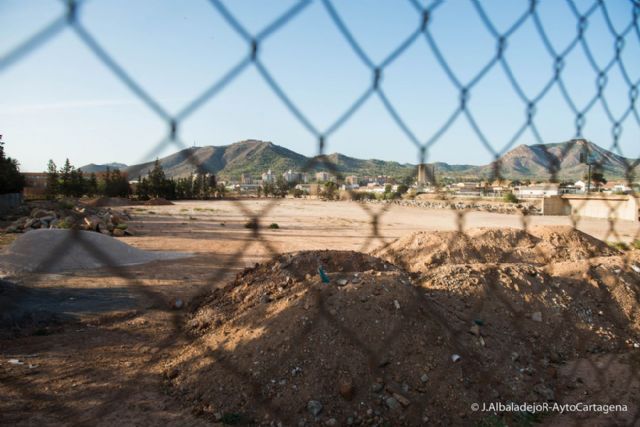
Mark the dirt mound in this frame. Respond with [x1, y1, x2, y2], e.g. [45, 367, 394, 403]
[0, 229, 188, 274]
[81, 197, 134, 207]
[167, 249, 640, 425]
[373, 226, 618, 270]
[144, 198, 174, 206]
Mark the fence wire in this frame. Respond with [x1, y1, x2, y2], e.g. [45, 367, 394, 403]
[1, 0, 640, 426]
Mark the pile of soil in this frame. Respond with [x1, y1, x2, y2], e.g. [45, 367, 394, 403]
[144, 198, 174, 206]
[373, 226, 619, 269]
[167, 230, 640, 426]
[0, 229, 188, 274]
[81, 197, 134, 207]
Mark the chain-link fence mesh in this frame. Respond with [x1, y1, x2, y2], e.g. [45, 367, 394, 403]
[1, 0, 640, 425]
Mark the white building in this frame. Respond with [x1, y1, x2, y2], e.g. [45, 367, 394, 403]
[315, 171, 331, 182]
[261, 169, 275, 184]
[282, 170, 307, 184]
[517, 183, 560, 198]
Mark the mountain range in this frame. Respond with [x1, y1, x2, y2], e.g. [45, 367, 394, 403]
[79, 139, 638, 181]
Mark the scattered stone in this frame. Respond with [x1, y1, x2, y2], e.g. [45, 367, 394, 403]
[393, 393, 411, 407]
[336, 279, 348, 287]
[173, 298, 184, 309]
[385, 397, 400, 410]
[371, 383, 384, 393]
[420, 374, 428, 383]
[451, 354, 461, 363]
[533, 383, 555, 401]
[531, 312, 543, 322]
[469, 324, 480, 336]
[393, 300, 400, 310]
[307, 400, 323, 417]
[339, 379, 354, 401]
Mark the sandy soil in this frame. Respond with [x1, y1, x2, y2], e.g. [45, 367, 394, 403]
[1, 199, 639, 426]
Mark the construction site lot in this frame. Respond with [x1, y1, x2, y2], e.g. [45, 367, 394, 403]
[1, 199, 640, 426]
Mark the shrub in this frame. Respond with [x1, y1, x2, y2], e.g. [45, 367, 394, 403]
[608, 241, 629, 251]
[632, 240, 640, 250]
[244, 220, 258, 229]
[59, 200, 74, 210]
[269, 223, 279, 229]
[503, 192, 519, 204]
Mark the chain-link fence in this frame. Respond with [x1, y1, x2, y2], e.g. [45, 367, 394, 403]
[1, 0, 640, 425]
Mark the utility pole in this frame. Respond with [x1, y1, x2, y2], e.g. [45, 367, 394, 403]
[580, 146, 594, 195]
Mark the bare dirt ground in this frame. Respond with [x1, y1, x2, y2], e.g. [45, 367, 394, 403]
[1, 199, 639, 426]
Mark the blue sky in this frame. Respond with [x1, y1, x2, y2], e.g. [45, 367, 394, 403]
[1, 0, 638, 172]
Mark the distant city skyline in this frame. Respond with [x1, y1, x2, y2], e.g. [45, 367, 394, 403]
[1, 0, 638, 172]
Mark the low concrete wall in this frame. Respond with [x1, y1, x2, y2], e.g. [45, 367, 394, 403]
[542, 194, 639, 222]
[0, 193, 23, 214]
[541, 196, 570, 216]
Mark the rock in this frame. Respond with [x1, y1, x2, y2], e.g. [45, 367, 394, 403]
[307, 400, 323, 417]
[531, 312, 543, 322]
[420, 374, 428, 383]
[394, 300, 400, 310]
[385, 397, 400, 410]
[336, 279, 348, 287]
[351, 278, 361, 284]
[371, 383, 384, 393]
[339, 379, 354, 400]
[325, 418, 337, 426]
[24, 218, 38, 229]
[533, 383, 555, 401]
[84, 216, 102, 231]
[451, 354, 461, 363]
[469, 324, 480, 336]
[260, 294, 273, 304]
[393, 393, 410, 407]
[173, 298, 184, 309]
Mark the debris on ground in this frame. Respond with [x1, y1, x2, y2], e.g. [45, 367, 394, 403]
[144, 198, 174, 206]
[0, 229, 188, 274]
[372, 226, 619, 268]
[3, 200, 134, 237]
[165, 227, 640, 425]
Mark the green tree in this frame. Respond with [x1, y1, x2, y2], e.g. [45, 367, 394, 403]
[69, 168, 85, 197]
[87, 173, 99, 196]
[148, 159, 166, 198]
[45, 159, 59, 199]
[275, 176, 289, 198]
[323, 181, 337, 200]
[59, 158, 74, 197]
[0, 139, 25, 194]
[136, 176, 150, 200]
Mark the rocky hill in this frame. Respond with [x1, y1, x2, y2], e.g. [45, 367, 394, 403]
[80, 139, 637, 181]
[78, 162, 128, 173]
[472, 139, 637, 180]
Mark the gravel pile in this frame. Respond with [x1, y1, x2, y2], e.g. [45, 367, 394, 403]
[0, 229, 188, 274]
